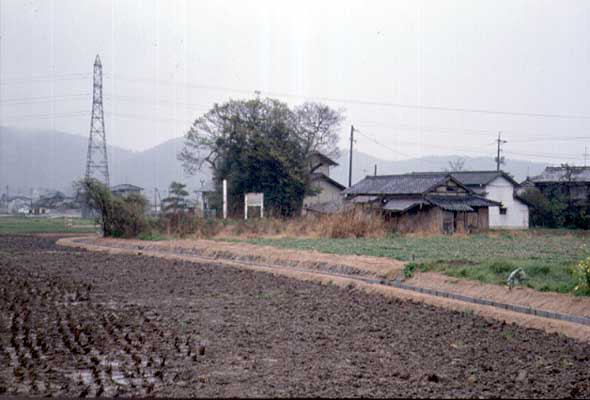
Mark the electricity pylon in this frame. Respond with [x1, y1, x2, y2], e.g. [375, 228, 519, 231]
[85, 54, 110, 186]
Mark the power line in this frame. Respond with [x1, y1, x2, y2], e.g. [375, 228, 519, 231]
[355, 124, 496, 154]
[106, 74, 590, 121]
[7, 71, 590, 121]
[358, 120, 590, 142]
[0, 94, 90, 105]
[0, 73, 91, 86]
[0, 111, 89, 121]
[504, 150, 581, 161]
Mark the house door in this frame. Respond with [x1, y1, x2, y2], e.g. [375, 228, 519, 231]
[442, 211, 454, 234]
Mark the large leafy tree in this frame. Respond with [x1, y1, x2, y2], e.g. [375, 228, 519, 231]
[179, 98, 344, 217]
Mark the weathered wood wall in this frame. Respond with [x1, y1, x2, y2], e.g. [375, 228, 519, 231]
[388, 206, 490, 234]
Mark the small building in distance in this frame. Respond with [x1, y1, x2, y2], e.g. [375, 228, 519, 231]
[6, 195, 32, 214]
[194, 181, 217, 218]
[343, 172, 500, 234]
[450, 170, 530, 229]
[302, 152, 346, 215]
[110, 184, 143, 197]
[32, 191, 66, 215]
[528, 166, 590, 206]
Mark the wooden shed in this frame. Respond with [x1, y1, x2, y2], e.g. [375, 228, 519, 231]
[343, 173, 500, 234]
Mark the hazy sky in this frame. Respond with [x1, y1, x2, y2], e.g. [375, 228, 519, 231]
[2, 0, 590, 165]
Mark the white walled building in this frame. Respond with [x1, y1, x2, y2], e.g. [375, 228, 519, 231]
[302, 152, 346, 214]
[451, 171, 530, 229]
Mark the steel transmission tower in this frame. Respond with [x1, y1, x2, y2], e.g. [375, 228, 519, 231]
[85, 55, 110, 186]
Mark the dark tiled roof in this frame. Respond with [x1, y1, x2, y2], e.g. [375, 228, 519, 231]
[530, 166, 590, 183]
[351, 195, 379, 204]
[343, 173, 452, 196]
[461, 195, 501, 207]
[449, 170, 518, 187]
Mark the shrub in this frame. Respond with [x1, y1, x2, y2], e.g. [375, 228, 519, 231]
[111, 193, 149, 238]
[75, 178, 149, 238]
[573, 256, 590, 295]
[403, 262, 417, 279]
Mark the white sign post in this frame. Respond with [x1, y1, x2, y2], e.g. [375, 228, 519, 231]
[244, 192, 264, 220]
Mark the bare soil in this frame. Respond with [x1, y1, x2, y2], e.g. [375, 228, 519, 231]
[60, 236, 590, 341]
[74, 237, 590, 326]
[1, 235, 590, 398]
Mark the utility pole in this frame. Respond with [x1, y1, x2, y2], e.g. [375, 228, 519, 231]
[374, 164, 377, 176]
[348, 125, 354, 187]
[495, 131, 507, 171]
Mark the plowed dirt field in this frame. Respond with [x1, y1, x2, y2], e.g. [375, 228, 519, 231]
[1, 235, 589, 398]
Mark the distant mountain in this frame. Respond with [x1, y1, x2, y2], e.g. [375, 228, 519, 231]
[331, 151, 547, 186]
[1, 126, 546, 198]
[0, 126, 210, 197]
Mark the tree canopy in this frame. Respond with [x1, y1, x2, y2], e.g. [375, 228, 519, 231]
[179, 98, 344, 217]
[162, 181, 190, 214]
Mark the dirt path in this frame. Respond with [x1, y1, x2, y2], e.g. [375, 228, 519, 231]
[69, 236, 406, 279]
[58, 236, 590, 342]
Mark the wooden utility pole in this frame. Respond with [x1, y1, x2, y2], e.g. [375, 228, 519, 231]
[374, 164, 377, 176]
[348, 125, 354, 187]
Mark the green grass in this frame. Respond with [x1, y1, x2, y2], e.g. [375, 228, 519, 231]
[227, 230, 590, 295]
[0, 215, 98, 235]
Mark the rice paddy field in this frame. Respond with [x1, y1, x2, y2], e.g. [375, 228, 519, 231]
[0, 216, 97, 235]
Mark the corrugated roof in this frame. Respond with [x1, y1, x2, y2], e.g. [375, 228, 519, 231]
[344, 173, 451, 195]
[530, 166, 590, 183]
[427, 194, 501, 209]
[427, 197, 474, 212]
[383, 199, 426, 212]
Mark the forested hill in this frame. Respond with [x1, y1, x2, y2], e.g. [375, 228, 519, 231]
[1, 126, 546, 196]
[0, 127, 210, 196]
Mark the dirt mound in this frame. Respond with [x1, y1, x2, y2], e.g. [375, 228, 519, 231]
[78, 236, 406, 280]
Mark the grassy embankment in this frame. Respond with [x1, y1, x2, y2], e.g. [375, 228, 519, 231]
[230, 230, 589, 294]
[0, 215, 98, 235]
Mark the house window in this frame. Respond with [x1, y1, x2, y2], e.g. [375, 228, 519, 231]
[499, 207, 507, 215]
